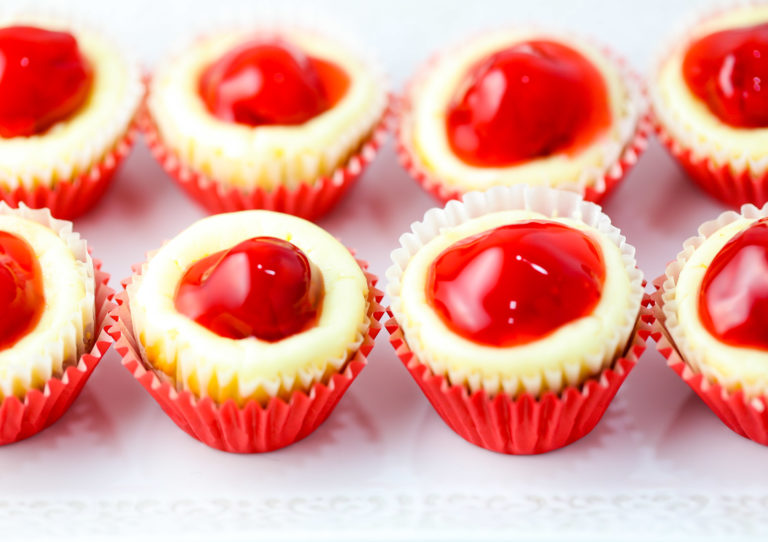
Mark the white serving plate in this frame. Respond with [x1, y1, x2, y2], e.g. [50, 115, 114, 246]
[3, 0, 768, 540]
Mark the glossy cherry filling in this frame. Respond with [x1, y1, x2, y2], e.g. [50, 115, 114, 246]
[199, 39, 350, 127]
[683, 22, 768, 127]
[699, 218, 768, 350]
[426, 221, 606, 347]
[0, 231, 44, 350]
[0, 25, 93, 138]
[174, 237, 323, 342]
[445, 40, 612, 167]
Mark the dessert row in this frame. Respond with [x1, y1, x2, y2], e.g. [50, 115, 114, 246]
[1, 184, 766, 454]
[2, 4, 768, 219]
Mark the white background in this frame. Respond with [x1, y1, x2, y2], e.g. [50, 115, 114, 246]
[3, 0, 767, 541]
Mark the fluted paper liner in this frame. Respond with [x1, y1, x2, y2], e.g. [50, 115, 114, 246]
[0, 127, 137, 220]
[0, 261, 113, 446]
[651, 4, 768, 208]
[655, 122, 768, 208]
[0, 12, 143, 219]
[397, 32, 650, 205]
[141, 106, 388, 221]
[387, 304, 650, 455]
[108, 257, 384, 453]
[653, 202, 768, 445]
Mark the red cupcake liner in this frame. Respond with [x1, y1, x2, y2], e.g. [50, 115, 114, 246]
[107, 257, 384, 453]
[385, 297, 652, 455]
[0, 126, 138, 220]
[141, 99, 390, 221]
[651, 275, 768, 445]
[396, 49, 651, 206]
[0, 261, 114, 445]
[655, 123, 768, 208]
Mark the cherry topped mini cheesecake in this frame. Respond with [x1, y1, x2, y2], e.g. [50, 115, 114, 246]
[118, 210, 382, 452]
[386, 186, 647, 454]
[653, 4, 768, 207]
[128, 211, 371, 404]
[399, 29, 647, 204]
[0, 16, 142, 218]
[146, 26, 388, 219]
[0, 205, 95, 402]
[661, 211, 768, 398]
[0, 203, 115, 446]
[656, 203, 768, 445]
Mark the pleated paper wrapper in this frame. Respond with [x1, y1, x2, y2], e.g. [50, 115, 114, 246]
[655, 123, 768, 208]
[0, 126, 138, 220]
[387, 302, 651, 455]
[141, 101, 390, 221]
[0, 261, 114, 445]
[652, 279, 768, 445]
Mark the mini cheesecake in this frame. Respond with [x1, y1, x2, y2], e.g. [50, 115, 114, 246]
[385, 185, 647, 454]
[399, 29, 645, 202]
[0, 205, 95, 400]
[388, 186, 644, 398]
[0, 16, 142, 211]
[662, 212, 768, 397]
[652, 4, 768, 206]
[127, 210, 371, 405]
[147, 27, 387, 191]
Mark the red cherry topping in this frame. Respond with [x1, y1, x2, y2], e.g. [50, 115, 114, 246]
[699, 218, 768, 350]
[683, 22, 768, 127]
[426, 221, 606, 347]
[0, 231, 44, 350]
[174, 237, 323, 342]
[445, 40, 611, 167]
[199, 39, 349, 127]
[0, 25, 93, 138]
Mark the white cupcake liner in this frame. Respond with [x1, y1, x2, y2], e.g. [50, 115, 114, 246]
[0, 10, 143, 192]
[659, 201, 768, 398]
[147, 16, 388, 192]
[650, 2, 768, 182]
[0, 203, 95, 400]
[126, 246, 374, 406]
[398, 27, 649, 200]
[386, 184, 645, 397]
